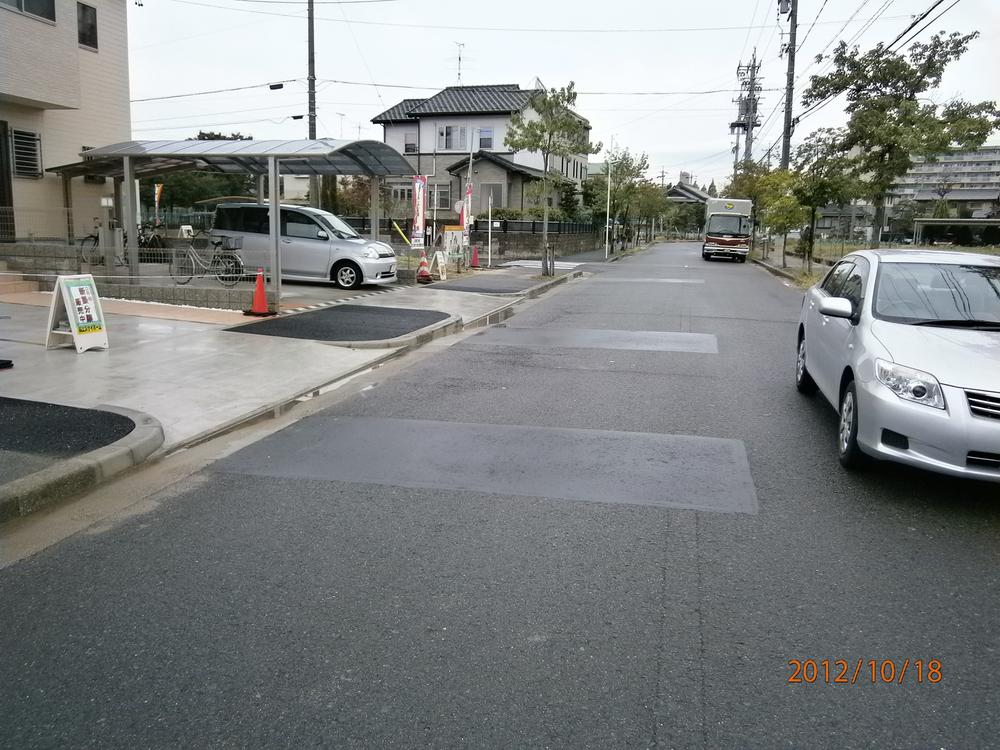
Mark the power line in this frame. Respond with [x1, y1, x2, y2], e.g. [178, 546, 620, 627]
[738, 0, 764, 62]
[887, 0, 948, 48]
[890, 0, 961, 50]
[797, 0, 831, 51]
[165, 0, 910, 33]
[131, 79, 302, 102]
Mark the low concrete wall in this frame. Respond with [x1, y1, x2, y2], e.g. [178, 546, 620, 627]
[0, 242, 271, 310]
[94, 281, 274, 311]
[0, 243, 79, 289]
[469, 231, 600, 260]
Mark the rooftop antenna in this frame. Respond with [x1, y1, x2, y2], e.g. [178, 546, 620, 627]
[455, 42, 465, 85]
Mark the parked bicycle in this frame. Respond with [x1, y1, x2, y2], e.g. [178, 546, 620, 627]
[78, 218, 129, 268]
[169, 234, 245, 287]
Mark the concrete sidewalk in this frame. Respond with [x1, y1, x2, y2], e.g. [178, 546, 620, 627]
[0, 269, 576, 520]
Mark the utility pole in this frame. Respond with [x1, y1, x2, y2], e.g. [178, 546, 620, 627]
[779, 0, 797, 169]
[657, 168, 666, 187]
[732, 141, 741, 184]
[307, 0, 319, 208]
[742, 51, 760, 164]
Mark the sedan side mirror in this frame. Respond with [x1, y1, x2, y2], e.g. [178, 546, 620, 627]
[316, 229, 329, 240]
[819, 296, 854, 320]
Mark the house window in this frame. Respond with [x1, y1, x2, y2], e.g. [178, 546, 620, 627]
[77, 3, 98, 48]
[433, 184, 451, 210]
[1, 0, 56, 21]
[11, 129, 42, 178]
[479, 128, 493, 149]
[404, 132, 417, 154]
[391, 185, 413, 204]
[437, 126, 467, 151]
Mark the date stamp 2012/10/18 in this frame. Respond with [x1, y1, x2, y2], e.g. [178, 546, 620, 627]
[787, 658, 942, 685]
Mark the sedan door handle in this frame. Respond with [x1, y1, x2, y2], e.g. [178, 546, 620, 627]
[281, 239, 292, 244]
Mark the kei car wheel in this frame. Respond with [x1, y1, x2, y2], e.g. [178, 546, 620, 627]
[838, 381, 868, 469]
[795, 336, 818, 395]
[333, 261, 362, 289]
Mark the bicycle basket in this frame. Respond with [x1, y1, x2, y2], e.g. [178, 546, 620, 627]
[220, 235, 243, 251]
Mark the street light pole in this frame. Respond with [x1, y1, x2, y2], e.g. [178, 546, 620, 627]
[604, 137, 614, 259]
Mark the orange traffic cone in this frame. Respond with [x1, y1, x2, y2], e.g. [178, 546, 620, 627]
[244, 267, 276, 316]
[416, 248, 433, 284]
[470, 244, 480, 269]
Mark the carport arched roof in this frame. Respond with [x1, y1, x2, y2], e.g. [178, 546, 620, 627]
[47, 139, 416, 178]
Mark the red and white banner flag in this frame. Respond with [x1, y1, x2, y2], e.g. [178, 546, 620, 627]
[411, 175, 427, 249]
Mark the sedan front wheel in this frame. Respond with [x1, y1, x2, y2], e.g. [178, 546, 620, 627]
[838, 381, 868, 469]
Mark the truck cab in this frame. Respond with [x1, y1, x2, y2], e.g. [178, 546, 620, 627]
[703, 198, 752, 263]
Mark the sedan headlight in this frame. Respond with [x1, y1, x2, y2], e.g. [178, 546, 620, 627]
[875, 359, 945, 409]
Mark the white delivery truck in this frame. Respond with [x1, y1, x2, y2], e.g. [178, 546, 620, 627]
[702, 198, 753, 262]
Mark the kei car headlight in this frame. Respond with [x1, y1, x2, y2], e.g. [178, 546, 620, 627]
[875, 359, 945, 409]
[361, 246, 380, 259]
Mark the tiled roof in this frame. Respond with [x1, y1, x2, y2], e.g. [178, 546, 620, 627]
[408, 85, 537, 116]
[371, 98, 425, 124]
[445, 151, 546, 179]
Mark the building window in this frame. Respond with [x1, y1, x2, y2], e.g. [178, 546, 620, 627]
[77, 3, 98, 49]
[391, 185, 413, 204]
[404, 132, 417, 154]
[1, 0, 56, 21]
[11, 129, 42, 178]
[479, 128, 493, 149]
[437, 126, 467, 151]
[433, 184, 451, 210]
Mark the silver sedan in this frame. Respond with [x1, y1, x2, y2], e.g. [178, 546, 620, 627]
[795, 249, 1000, 481]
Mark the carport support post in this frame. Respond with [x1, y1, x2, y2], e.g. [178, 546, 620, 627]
[369, 176, 380, 240]
[268, 156, 282, 312]
[256, 175, 265, 205]
[122, 156, 139, 283]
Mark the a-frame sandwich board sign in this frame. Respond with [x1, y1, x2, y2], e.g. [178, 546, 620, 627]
[45, 274, 109, 353]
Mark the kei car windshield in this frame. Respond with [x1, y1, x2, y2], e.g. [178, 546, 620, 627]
[314, 211, 361, 239]
[707, 215, 751, 235]
[874, 262, 1000, 324]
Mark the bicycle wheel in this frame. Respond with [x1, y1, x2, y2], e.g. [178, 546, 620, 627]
[79, 236, 100, 265]
[214, 253, 244, 287]
[169, 250, 195, 284]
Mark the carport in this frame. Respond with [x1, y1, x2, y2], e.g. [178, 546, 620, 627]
[47, 139, 415, 310]
[913, 216, 1000, 244]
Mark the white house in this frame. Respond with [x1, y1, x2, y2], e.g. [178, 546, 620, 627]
[372, 84, 591, 219]
[0, 0, 130, 242]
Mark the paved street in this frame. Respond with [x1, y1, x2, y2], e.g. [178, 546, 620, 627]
[1, 242, 998, 748]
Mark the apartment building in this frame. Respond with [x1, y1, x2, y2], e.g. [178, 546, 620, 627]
[1, 0, 130, 241]
[890, 145, 1000, 216]
[372, 84, 591, 218]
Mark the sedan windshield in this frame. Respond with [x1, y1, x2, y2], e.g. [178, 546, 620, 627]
[314, 211, 361, 239]
[874, 262, 1000, 325]
[706, 215, 751, 236]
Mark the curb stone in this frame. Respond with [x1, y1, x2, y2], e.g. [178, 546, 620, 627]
[0, 405, 164, 523]
[750, 256, 799, 282]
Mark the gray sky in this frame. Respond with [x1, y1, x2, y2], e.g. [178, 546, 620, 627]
[128, 0, 1000, 188]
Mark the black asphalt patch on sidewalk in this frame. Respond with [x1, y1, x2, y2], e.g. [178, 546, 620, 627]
[0, 397, 135, 458]
[225, 304, 450, 342]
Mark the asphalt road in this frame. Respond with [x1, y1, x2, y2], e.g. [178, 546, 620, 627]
[2, 242, 998, 749]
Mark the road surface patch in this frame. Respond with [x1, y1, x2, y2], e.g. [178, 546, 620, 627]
[216, 417, 758, 514]
[469, 327, 718, 354]
[590, 278, 705, 284]
[225, 304, 450, 342]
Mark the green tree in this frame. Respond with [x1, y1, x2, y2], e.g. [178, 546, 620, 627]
[792, 129, 859, 272]
[759, 169, 808, 268]
[581, 174, 607, 224]
[605, 147, 649, 249]
[557, 180, 582, 220]
[707, 180, 718, 198]
[804, 31, 1000, 248]
[139, 131, 254, 212]
[505, 82, 601, 274]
